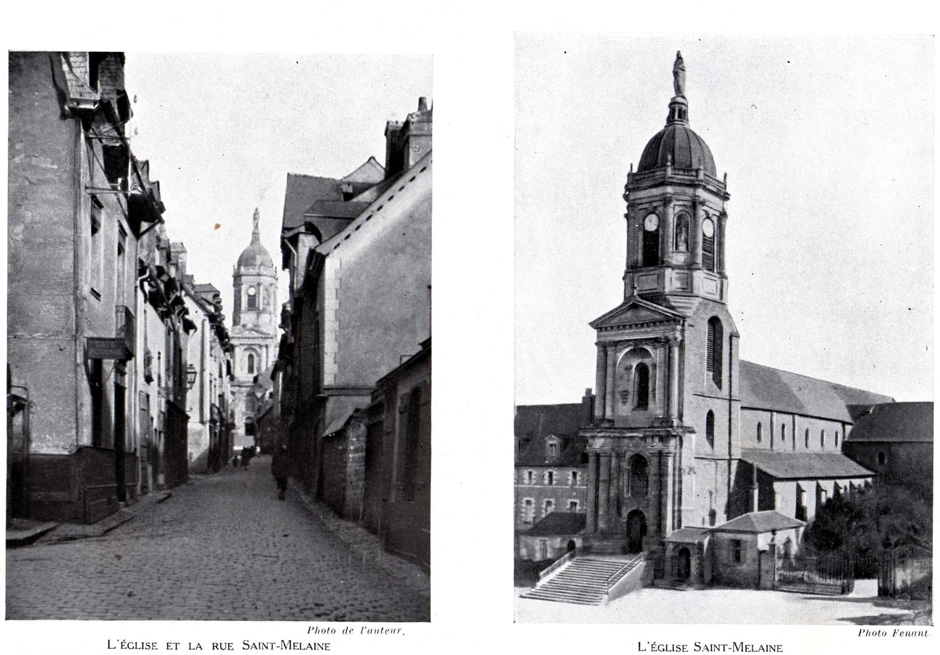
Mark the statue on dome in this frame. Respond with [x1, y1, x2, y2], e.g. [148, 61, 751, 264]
[673, 51, 686, 97]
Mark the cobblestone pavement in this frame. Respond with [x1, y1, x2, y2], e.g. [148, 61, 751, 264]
[6, 458, 429, 621]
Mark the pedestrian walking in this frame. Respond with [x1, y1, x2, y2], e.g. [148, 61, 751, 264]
[241, 445, 254, 469]
[271, 444, 290, 500]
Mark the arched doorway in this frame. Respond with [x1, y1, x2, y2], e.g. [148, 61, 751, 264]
[567, 540, 577, 555]
[676, 547, 691, 580]
[626, 510, 647, 553]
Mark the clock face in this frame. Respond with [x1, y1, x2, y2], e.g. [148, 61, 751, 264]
[702, 218, 715, 238]
[644, 214, 660, 231]
[247, 287, 257, 296]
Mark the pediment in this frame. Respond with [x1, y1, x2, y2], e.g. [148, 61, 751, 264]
[590, 297, 683, 330]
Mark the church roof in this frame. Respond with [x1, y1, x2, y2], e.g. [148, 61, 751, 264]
[712, 510, 805, 534]
[236, 208, 274, 270]
[524, 512, 586, 537]
[741, 449, 873, 480]
[638, 122, 716, 176]
[739, 360, 894, 422]
[844, 402, 933, 443]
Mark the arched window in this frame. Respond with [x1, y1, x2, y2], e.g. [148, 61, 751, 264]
[835, 430, 840, 448]
[756, 422, 763, 443]
[642, 213, 661, 267]
[877, 451, 886, 466]
[805, 428, 810, 449]
[246, 286, 258, 311]
[675, 212, 690, 251]
[628, 455, 649, 498]
[702, 217, 716, 271]
[706, 410, 715, 448]
[247, 353, 255, 374]
[634, 363, 650, 410]
[706, 317, 723, 387]
[781, 423, 786, 442]
[820, 430, 825, 448]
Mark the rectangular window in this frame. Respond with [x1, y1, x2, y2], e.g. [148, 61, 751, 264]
[548, 442, 557, 456]
[116, 224, 127, 307]
[89, 195, 103, 296]
[546, 471, 554, 486]
[568, 500, 579, 512]
[526, 470, 534, 485]
[571, 471, 579, 486]
[732, 539, 742, 563]
[703, 233, 715, 271]
[523, 499, 534, 524]
[544, 499, 554, 516]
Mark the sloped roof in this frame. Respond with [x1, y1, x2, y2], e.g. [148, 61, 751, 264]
[282, 173, 344, 232]
[845, 402, 933, 443]
[517, 433, 587, 467]
[713, 510, 805, 534]
[664, 527, 710, 544]
[741, 449, 873, 480]
[342, 156, 385, 183]
[739, 360, 894, 422]
[304, 199, 371, 219]
[515, 403, 582, 441]
[524, 512, 586, 536]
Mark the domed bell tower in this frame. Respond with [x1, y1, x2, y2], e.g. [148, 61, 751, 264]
[623, 51, 730, 311]
[581, 52, 741, 551]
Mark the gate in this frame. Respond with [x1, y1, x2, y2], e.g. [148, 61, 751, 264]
[776, 552, 854, 595]
[879, 545, 932, 600]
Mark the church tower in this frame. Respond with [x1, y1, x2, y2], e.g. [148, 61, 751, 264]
[581, 53, 742, 554]
[230, 208, 278, 449]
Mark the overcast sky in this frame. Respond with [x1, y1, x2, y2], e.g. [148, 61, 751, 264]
[124, 53, 432, 323]
[515, 34, 933, 405]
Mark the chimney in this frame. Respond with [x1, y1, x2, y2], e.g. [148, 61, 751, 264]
[384, 97, 432, 179]
[580, 388, 595, 427]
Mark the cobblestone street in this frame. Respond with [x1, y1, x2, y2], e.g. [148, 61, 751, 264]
[6, 457, 429, 621]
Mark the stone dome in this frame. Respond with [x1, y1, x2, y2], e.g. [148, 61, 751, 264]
[236, 208, 274, 270]
[236, 242, 273, 270]
[637, 121, 716, 176]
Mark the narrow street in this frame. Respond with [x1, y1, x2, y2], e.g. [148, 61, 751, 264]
[6, 457, 429, 622]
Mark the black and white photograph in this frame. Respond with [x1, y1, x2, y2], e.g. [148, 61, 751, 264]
[514, 34, 933, 624]
[6, 52, 431, 623]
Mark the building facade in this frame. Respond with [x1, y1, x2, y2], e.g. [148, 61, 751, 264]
[8, 52, 230, 523]
[8, 52, 172, 521]
[230, 209, 278, 449]
[277, 98, 432, 521]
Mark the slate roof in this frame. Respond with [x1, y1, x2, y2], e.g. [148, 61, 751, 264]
[517, 433, 587, 467]
[515, 403, 582, 441]
[845, 402, 933, 443]
[712, 510, 805, 534]
[739, 360, 894, 422]
[664, 527, 710, 544]
[282, 174, 344, 232]
[741, 449, 873, 480]
[515, 403, 586, 467]
[524, 512, 586, 536]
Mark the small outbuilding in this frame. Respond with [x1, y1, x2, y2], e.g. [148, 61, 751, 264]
[709, 510, 805, 589]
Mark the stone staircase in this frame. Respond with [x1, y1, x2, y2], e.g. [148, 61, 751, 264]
[521, 554, 645, 605]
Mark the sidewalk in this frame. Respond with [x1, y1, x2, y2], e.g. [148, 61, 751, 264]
[7, 490, 173, 548]
[289, 478, 431, 601]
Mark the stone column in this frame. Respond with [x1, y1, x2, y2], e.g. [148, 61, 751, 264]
[604, 344, 617, 420]
[668, 339, 680, 423]
[586, 452, 598, 533]
[609, 451, 621, 525]
[626, 210, 637, 270]
[597, 454, 611, 532]
[691, 199, 703, 269]
[662, 197, 674, 265]
[595, 346, 607, 421]
[661, 450, 675, 535]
